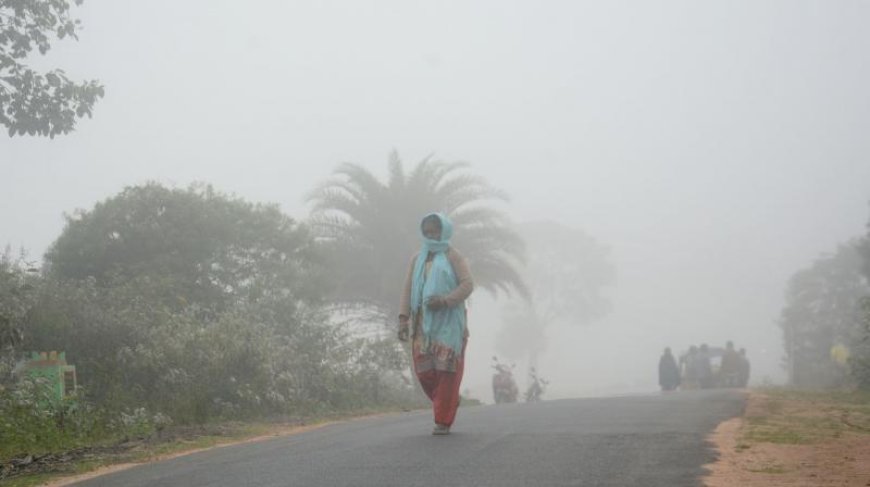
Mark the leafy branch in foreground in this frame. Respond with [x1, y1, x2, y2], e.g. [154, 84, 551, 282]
[0, 0, 104, 137]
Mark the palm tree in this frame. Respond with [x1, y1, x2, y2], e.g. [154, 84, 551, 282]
[307, 151, 527, 325]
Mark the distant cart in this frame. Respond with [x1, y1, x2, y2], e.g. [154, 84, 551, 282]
[678, 346, 747, 389]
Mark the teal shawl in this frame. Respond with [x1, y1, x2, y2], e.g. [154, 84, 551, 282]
[409, 213, 466, 354]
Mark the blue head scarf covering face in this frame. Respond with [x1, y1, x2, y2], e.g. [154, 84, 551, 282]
[419, 213, 452, 253]
[409, 213, 466, 354]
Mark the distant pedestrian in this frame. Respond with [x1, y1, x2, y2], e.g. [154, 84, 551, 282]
[658, 348, 681, 391]
[398, 213, 474, 435]
[681, 346, 700, 390]
[719, 341, 741, 387]
[738, 348, 751, 387]
[697, 344, 714, 389]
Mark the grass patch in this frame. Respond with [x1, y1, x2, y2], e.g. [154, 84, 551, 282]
[740, 388, 870, 449]
[746, 465, 790, 474]
[765, 398, 784, 415]
[3, 459, 112, 487]
[746, 415, 845, 444]
[745, 426, 811, 445]
[3, 474, 56, 487]
[5, 473, 58, 487]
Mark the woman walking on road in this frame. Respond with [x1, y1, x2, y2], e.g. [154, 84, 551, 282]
[398, 213, 474, 435]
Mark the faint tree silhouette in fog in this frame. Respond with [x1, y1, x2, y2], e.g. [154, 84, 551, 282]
[497, 221, 615, 367]
[0, 0, 104, 137]
[307, 151, 527, 325]
[779, 240, 869, 388]
[852, 218, 870, 389]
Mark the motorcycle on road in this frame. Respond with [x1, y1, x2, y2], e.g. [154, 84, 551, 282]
[524, 367, 549, 402]
[491, 356, 518, 404]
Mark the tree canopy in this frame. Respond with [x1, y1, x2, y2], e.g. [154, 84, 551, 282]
[779, 240, 870, 388]
[853, 220, 870, 388]
[45, 183, 322, 313]
[0, 0, 104, 137]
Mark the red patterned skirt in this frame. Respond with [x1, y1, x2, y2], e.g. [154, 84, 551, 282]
[412, 315, 467, 427]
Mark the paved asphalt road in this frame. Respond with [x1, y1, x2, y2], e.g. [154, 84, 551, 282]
[72, 390, 745, 487]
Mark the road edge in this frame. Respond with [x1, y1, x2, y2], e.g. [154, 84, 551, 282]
[34, 409, 414, 487]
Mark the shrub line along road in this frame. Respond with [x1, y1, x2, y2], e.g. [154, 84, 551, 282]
[70, 390, 745, 487]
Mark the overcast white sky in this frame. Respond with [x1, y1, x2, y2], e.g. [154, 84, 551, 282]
[3, 0, 870, 398]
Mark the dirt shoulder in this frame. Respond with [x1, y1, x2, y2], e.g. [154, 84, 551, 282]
[705, 389, 870, 486]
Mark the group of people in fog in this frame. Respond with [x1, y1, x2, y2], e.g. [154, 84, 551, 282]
[658, 341, 751, 392]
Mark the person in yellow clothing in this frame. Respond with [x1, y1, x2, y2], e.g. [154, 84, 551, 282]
[831, 344, 850, 367]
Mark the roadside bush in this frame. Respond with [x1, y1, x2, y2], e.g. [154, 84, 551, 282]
[1, 378, 117, 459]
[337, 336, 419, 409]
[0, 375, 178, 462]
[20, 274, 418, 426]
[0, 251, 39, 381]
[850, 298, 870, 390]
[116, 305, 308, 422]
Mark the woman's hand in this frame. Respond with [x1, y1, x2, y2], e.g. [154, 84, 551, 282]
[425, 295, 448, 311]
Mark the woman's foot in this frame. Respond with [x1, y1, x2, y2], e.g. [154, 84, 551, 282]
[432, 424, 450, 435]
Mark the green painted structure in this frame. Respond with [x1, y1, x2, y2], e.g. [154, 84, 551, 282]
[22, 351, 77, 402]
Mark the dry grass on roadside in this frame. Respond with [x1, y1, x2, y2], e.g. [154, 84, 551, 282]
[741, 389, 870, 446]
[706, 388, 870, 487]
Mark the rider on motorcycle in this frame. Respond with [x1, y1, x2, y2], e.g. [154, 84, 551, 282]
[491, 356, 518, 404]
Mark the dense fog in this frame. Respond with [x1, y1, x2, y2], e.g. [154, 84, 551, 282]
[4, 1, 870, 403]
